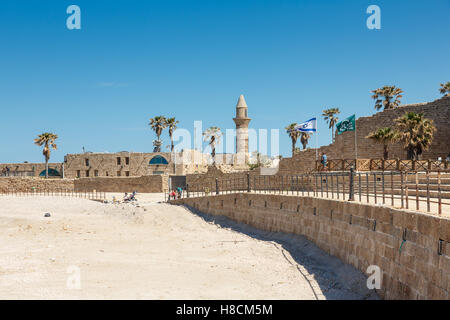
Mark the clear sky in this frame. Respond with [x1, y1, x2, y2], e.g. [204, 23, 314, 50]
[0, 0, 449, 163]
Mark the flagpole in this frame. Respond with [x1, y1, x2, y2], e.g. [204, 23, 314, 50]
[315, 115, 318, 161]
[354, 115, 358, 161]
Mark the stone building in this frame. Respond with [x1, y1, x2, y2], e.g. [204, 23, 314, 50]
[0, 94, 252, 178]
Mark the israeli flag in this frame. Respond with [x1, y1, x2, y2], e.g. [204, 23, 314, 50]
[294, 118, 317, 132]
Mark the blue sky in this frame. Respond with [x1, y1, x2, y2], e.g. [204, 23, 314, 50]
[0, 0, 449, 163]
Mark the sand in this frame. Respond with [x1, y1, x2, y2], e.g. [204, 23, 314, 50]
[0, 194, 378, 300]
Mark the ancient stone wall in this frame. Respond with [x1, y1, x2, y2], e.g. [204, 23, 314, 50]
[172, 193, 450, 300]
[74, 175, 168, 193]
[0, 177, 75, 193]
[278, 96, 450, 174]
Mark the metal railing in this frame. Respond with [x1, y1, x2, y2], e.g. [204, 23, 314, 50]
[315, 159, 450, 172]
[167, 170, 450, 215]
[0, 189, 106, 201]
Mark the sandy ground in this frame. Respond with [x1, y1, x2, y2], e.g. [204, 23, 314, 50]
[0, 193, 378, 300]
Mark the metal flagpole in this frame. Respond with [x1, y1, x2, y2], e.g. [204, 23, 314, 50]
[315, 132, 318, 161]
[354, 115, 358, 160]
[315, 116, 318, 161]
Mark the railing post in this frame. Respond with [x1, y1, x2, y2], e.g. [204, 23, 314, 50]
[438, 170, 442, 215]
[348, 166, 355, 201]
[247, 173, 250, 193]
[400, 171, 404, 209]
[426, 171, 430, 212]
[216, 178, 219, 195]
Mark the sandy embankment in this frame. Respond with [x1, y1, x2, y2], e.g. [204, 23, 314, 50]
[0, 194, 378, 299]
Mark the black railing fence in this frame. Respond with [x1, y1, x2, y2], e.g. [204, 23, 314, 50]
[0, 189, 106, 201]
[167, 170, 450, 215]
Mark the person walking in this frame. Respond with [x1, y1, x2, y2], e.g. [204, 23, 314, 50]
[320, 152, 328, 171]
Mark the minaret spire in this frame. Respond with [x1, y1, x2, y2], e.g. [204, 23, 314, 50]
[233, 94, 251, 163]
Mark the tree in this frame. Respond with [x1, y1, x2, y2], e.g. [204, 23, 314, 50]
[439, 82, 450, 97]
[300, 132, 311, 150]
[166, 117, 179, 152]
[394, 112, 436, 160]
[322, 108, 340, 141]
[285, 123, 300, 157]
[203, 126, 222, 165]
[149, 116, 167, 152]
[366, 127, 397, 159]
[34, 133, 58, 179]
[371, 85, 403, 111]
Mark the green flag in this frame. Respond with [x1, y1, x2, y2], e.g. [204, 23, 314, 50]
[336, 114, 356, 135]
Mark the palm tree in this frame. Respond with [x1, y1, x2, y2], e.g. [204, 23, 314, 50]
[34, 133, 58, 179]
[439, 82, 450, 97]
[149, 116, 167, 152]
[322, 108, 340, 142]
[300, 132, 311, 150]
[166, 117, 179, 152]
[371, 85, 403, 111]
[285, 123, 300, 156]
[366, 127, 397, 159]
[203, 126, 222, 164]
[394, 112, 436, 160]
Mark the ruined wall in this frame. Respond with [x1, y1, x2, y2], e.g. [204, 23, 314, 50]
[278, 96, 450, 174]
[0, 177, 75, 193]
[0, 163, 64, 177]
[172, 194, 450, 300]
[74, 175, 168, 193]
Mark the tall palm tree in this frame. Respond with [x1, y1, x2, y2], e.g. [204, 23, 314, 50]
[300, 132, 311, 150]
[394, 112, 436, 160]
[166, 117, 179, 152]
[371, 85, 403, 111]
[322, 108, 340, 142]
[203, 126, 222, 164]
[149, 116, 167, 152]
[285, 123, 300, 156]
[439, 82, 450, 97]
[366, 127, 397, 159]
[34, 133, 58, 179]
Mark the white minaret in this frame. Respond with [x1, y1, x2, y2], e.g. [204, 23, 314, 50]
[233, 94, 251, 163]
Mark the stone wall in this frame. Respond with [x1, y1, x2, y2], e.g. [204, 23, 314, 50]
[74, 175, 168, 193]
[278, 96, 450, 174]
[0, 163, 64, 177]
[172, 193, 450, 300]
[0, 177, 75, 193]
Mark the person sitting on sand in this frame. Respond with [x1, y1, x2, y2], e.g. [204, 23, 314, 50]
[123, 192, 129, 201]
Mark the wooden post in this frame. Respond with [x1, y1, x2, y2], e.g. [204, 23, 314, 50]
[382, 173, 385, 204]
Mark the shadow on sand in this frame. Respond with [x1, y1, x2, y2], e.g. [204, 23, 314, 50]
[182, 204, 380, 300]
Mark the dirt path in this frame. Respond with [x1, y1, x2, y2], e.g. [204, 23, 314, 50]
[0, 194, 378, 299]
